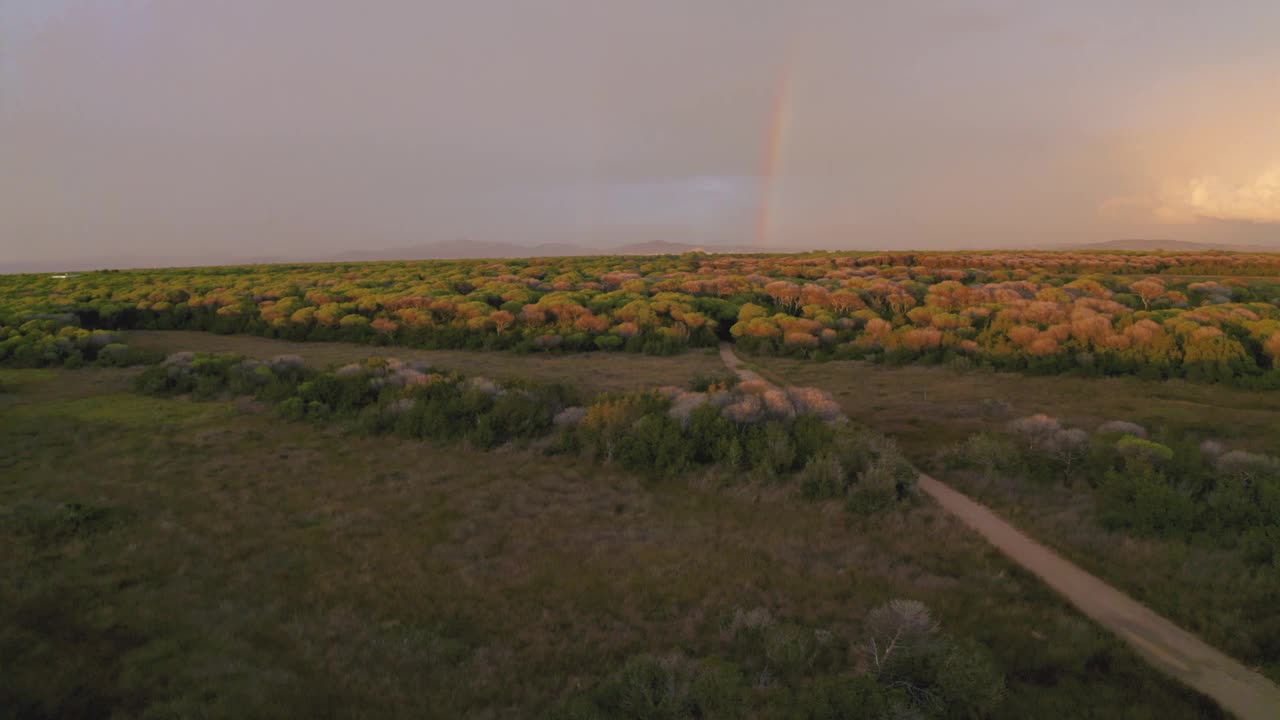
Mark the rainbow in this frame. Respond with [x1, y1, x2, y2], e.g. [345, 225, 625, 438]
[756, 60, 792, 249]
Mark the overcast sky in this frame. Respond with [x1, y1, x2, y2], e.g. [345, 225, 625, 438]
[3, 1, 1279, 264]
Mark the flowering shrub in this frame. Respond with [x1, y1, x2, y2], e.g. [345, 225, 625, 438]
[5, 250, 1278, 382]
[1094, 420, 1148, 439]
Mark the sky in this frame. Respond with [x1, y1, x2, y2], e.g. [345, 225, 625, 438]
[2, 0, 1280, 266]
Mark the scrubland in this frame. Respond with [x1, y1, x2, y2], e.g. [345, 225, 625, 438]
[754, 356, 1280, 683]
[1, 366, 1223, 718]
[4, 249, 1279, 717]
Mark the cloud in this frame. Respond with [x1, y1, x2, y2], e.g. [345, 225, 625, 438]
[1101, 166, 1280, 225]
[1184, 167, 1280, 224]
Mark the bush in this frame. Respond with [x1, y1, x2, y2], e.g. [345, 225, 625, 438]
[1097, 457, 1195, 537]
[763, 623, 816, 677]
[758, 421, 796, 477]
[306, 400, 330, 423]
[688, 659, 745, 717]
[594, 334, 624, 351]
[940, 433, 1022, 479]
[1008, 414, 1061, 450]
[616, 414, 690, 478]
[0, 320, 156, 369]
[1115, 436, 1175, 464]
[489, 390, 554, 439]
[792, 676, 892, 720]
[1240, 525, 1280, 568]
[798, 453, 846, 501]
[934, 637, 1007, 717]
[859, 599, 1005, 717]
[791, 414, 835, 467]
[555, 601, 1003, 720]
[1095, 420, 1148, 439]
[278, 396, 305, 421]
[591, 654, 699, 719]
[849, 445, 916, 514]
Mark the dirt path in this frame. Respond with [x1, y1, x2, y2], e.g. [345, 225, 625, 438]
[717, 342, 1280, 720]
[718, 342, 769, 384]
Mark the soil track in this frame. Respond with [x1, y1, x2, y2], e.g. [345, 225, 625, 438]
[718, 342, 1280, 720]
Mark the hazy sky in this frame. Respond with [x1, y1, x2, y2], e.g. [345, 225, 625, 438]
[3, 1, 1280, 264]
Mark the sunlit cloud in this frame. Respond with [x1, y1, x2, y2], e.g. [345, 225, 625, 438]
[1101, 165, 1280, 226]
[1184, 167, 1280, 223]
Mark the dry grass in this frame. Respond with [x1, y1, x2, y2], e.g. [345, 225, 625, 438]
[741, 355, 1280, 685]
[124, 330, 726, 395]
[938, 466, 1280, 685]
[0, 367, 1226, 718]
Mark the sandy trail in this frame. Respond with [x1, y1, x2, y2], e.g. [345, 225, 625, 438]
[718, 342, 1280, 720]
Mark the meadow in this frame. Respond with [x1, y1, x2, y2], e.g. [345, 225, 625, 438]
[750, 355, 1280, 683]
[1, 364, 1223, 718]
[3, 249, 1279, 717]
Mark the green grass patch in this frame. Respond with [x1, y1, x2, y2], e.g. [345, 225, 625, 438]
[0, 368, 58, 390]
[5, 392, 227, 429]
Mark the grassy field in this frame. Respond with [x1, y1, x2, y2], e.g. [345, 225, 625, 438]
[124, 330, 728, 395]
[751, 356, 1280, 457]
[936, 466, 1280, 685]
[0, 366, 1224, 718]
[753, 356, 1280, 684]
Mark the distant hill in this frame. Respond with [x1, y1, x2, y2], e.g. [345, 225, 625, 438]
[333, 240, 596, 262]
[326, 239, 777, 262]
[14, 237, 1276, 275]
[1063, 239, 1277, 253]
[0, 240, 765, 274]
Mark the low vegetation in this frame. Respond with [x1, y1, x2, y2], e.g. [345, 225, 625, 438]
[0, 317, 160, 369]
[552, 600, 1005, 719]
[938, 414, 1280, 681]
[0, 364, 1226, 717]
[5, 250, 1275, 715]
[135, 351, 917, 513]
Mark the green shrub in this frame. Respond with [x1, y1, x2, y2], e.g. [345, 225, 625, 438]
[489, 390, 554, 439]
[305, 400, 330, 423]
[790, 414, 834, 468]
[616, 414, 689, 478]
[934, 637, 1007, 717]
[1240, 525, 1280, 568]
[592, 654, 698, 719]
[277, 396, 305, 421]
[469, 413, 500, 449]
[792, 676, 891, 720]
[594, 334, 623, 351]
[687, 659, 744, 716]
[1097, 457, 1196, 537]
[685, 403, 735, 464]
[940, 433, 1022, 478]
[1115, 436, 1175, 464]
[758, 421, 796, 477]
[763, 623, 816, 678]
[798, 453, 846, 501]
[545, 427, 581, 456]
